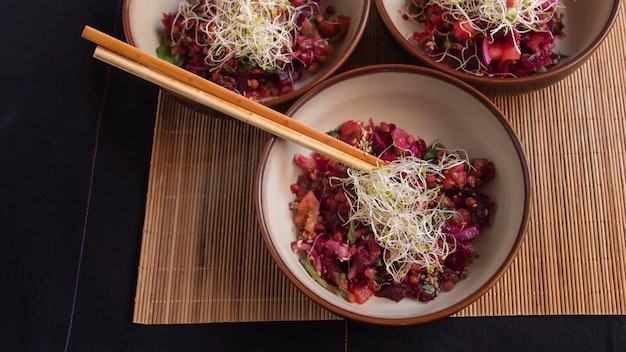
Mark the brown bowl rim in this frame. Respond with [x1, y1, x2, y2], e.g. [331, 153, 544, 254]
[373, 0, 623, 90]
[121, 0, 372, 107]
[255, 64, 533, 325]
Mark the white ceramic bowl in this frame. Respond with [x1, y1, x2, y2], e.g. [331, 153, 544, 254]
[256, 64, 532, 325]
[123, 0, 371, 106]
[375, 0, 622, 96]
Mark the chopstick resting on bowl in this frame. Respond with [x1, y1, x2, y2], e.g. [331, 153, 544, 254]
[81, 26, 381, 171]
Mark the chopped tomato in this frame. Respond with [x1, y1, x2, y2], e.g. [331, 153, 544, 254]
[317, 15, 350, 38]
[526, 33, 545, 53]
[292, 191, 320, 236]
[364, 268, 377, 279]
[500, 42, 521, 62]
[339, 120, 364, 146]
[485, 41, 520, 63]
[299, 17, 322, 41]
[407, 0, 564, 76]
[453, 20, 476, 41]
[348, 283, 375, 304]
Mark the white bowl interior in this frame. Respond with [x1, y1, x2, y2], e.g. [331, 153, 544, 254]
[259, 68, 529, 320]
[377, 0, 617, 66]
[125, 0, 367, 92]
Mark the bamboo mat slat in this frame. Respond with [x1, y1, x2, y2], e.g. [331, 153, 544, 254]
[133, 5, 626, 324]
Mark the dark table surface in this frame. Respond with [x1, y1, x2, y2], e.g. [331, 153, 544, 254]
[1, 0, 625, 351]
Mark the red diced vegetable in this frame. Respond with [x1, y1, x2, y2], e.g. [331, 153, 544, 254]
[348, 283, 375, 304]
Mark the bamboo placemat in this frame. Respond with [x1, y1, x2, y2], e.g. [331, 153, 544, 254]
[133, 6, 626, 324]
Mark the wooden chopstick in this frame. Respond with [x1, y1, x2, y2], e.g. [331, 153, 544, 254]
[92, 45, 377, 171]
[81, 26, 381, 170]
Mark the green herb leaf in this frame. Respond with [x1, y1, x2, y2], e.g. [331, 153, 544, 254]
[553, 52, 567, 65]
[156, 45, 184, 67]
[347, 221, 356, 244]
[333, 272, 348, 293]
[422, 281, 436, 296]
[327, 128, 340, 139]
[424, 142, 445, 160]
[300, 258, 328, 289]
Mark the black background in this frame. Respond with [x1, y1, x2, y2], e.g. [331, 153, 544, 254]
[1, 0, 625, 351]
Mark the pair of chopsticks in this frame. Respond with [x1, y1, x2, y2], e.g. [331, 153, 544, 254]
[81, 26, 380, 171]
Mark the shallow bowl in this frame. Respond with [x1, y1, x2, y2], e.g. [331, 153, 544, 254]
[256, 64, 532, 324]
[123, 0, 370, 106]
[375, 0, 622, 96]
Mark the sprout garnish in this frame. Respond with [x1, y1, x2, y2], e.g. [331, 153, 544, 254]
[334, 152, 469, 283]
[172, 0, 310, 71]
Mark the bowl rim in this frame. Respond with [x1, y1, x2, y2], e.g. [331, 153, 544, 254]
[121, 0, 372, 107]
[373, 0, 623, 89]
[255, 64, 533, 325]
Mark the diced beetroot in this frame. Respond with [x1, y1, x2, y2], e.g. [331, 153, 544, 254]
[375, 283, 407, 302]
[442, 219, 463, 235]
[470, 158, 495, 181]
[426, 4, 444, 26]
[412, 24, 435, 46]
[445, 244, 473, 271]
[347, 240, 380, 280]
[320, 252, 342, 282]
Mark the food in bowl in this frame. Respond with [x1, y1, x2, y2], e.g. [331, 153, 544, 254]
[256, 64, 531, 324]
[124, 0, 370, 106]
[402, 0, 566, 78]
[289, 119, 497, 304]
[375, 0, 621, 95]
[156, 0, 351, 101]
